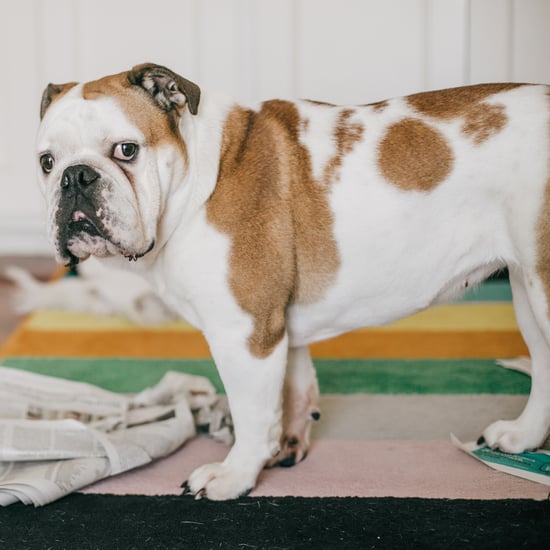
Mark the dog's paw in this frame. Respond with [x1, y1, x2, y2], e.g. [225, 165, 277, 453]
[482, 419, 546, 453]
[266, 434, 308, 468]
[266, 407, 320, 468]
[182, 462, 256, 501]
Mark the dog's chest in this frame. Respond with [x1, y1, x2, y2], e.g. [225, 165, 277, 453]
[149, 211, 237, 331]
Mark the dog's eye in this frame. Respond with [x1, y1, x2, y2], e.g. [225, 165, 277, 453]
[113, 142, 139, 161]
[40, 153, 55, 174]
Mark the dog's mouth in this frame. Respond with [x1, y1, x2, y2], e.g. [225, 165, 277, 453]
[69, 210, 104, 238]
[61, 209, 154, 268]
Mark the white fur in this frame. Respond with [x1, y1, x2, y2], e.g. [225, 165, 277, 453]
[37, 77, 550, 500]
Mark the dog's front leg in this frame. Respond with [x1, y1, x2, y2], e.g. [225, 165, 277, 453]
[184, 333, 288, 500]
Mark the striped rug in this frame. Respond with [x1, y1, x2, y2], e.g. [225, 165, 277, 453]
[2, 279, 550, 548]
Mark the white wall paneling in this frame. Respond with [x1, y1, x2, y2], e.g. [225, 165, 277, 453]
[513, 0, 550, 84]
[0, 0, 48, 254]
[255, 0, 296, 101]
[425, 0, 469, 90]
[35, 0, 79, 86]
[469, 0, 514, 83]
[297, 0, 428, 104]
[0, 0, 549, 254]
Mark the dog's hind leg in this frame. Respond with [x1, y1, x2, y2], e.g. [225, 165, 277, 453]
[483, 267, 550, 452]
[267, 346, 321, 468]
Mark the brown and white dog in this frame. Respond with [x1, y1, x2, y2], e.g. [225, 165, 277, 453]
[37, 63, 550, 500]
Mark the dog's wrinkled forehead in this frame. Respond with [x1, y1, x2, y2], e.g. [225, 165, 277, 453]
[37, 84, 147, 154]
[39, 73, 177, 152]
[38, 64, 201, 154]
[82, 72, 183, 146]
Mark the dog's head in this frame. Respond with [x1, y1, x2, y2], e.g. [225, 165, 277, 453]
[37, 63, 201, 267]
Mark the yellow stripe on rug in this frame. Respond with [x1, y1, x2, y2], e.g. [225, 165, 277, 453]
[0, 302, 527, 359]
[24, 303, 517, 332]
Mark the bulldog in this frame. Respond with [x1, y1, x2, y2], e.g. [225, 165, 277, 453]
[37, 63, 550, 500]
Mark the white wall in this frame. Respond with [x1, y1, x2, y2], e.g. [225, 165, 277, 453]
[1, 0, 549, 255]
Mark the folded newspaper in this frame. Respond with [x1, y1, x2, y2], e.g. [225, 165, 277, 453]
[453, 357, 550, 487]
[0, 366, 233, 507]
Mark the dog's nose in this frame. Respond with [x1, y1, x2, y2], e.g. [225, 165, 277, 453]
[60, 165, 100, 190]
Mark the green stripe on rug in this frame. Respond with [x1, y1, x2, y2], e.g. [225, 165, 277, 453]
[462, 280, 512, 302]
[2, 357, 530, 394]
[315, 358, 529, 394]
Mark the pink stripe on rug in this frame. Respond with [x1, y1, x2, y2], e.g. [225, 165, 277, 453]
[81, 438, 548, 500]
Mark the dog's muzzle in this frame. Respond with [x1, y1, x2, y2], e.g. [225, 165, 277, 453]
[55, 164, 111, 265]
[59, 164, 104, 238]
[54, 163, 154, 267]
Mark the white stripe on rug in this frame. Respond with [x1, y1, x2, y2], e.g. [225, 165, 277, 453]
[313, 394, 528, 441]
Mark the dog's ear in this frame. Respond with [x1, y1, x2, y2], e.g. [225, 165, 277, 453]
[40, 82, 78, 119]
[128, 63, 201, 116]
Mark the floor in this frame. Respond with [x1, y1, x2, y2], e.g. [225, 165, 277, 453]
[0, 256, 57, 347]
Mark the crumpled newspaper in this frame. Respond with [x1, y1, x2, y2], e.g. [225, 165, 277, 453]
[0, 367, 233, 506]
[133, 370, 234, 445]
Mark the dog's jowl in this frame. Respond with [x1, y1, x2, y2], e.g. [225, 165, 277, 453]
[37, 63, 550, 500]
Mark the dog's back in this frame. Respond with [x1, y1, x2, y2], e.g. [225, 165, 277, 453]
[285, 84, 550, 346]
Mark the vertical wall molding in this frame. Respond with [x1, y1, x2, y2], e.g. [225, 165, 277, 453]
[421, 0, 431, 90]
[233, 0, 259, 105]
[507, 0, 515, 81]
[463, 0, 472, 85]
[425, 0, 469, 90]
[290, 0, 300, 100]
[511, 0, 550, 83]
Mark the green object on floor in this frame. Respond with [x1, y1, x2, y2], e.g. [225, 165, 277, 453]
[3, 357, 530, 395]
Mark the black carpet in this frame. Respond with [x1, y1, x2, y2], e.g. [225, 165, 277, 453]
[1, 495, 550, 549]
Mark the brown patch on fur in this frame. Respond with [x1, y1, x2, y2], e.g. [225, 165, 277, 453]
[407, 83, 521, 118]
[82, 72, 185, 154]
[378, 118, 454, 191]
[324, 109, 364, 185]
[462, 103, 508, 144]
[537, 183, 550, 304]
[207, 101, 340, 358]
[370, 100, 389, 112]
[408, 83, 523, 144]
[305, 99, 336, 107]
[536, 93, 550, 313]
